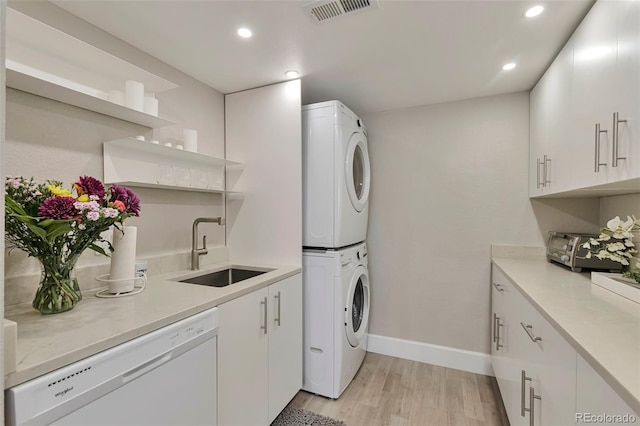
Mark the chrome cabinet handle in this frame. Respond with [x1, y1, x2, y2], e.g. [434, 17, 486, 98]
[612, 112, 627, 167]
[521, 370, 532, 417]
[492, 282, 504, 292]
[493, 313, 498, 343]
[543, 154, 551, 186]
[274, 291, 281, 326]
[594, 123, 608, 172]
[536, 158, 543, 189]
[261, 297, 268, 334]
[496, 317, 503, 351]
[527, 386, 541, 426]
[520, 322, 542, 342]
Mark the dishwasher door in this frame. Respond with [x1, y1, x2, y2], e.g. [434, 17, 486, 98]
[5, 308, 218, 426]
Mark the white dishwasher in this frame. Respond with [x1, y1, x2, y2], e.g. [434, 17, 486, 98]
[5, 307, 219, 426]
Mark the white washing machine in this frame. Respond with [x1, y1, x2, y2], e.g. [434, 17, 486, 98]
[303, 100, 371, 249]
[302, 242, 370, 399]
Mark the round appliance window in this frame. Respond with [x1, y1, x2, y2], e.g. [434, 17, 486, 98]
[345, 134, 370, 212]
[352, 145, 365, 200]
[345, 266, 370, 347]
[352, 278, 365, 333]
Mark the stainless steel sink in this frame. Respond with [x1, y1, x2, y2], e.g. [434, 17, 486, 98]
[177, 268, 269, 287]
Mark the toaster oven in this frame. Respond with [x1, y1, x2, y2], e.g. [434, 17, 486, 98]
[547, 232, 624, 272]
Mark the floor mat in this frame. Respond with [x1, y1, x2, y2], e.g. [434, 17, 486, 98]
[271, 407, 347, 426]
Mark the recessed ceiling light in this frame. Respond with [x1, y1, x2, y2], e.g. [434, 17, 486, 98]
[525, 5, 544, 18]
[237, 28, 252, 38]
[285, 70, 300, 78]
[502, 62, 517, 71]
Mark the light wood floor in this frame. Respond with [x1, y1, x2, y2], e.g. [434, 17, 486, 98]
[289, 353, 509, 426]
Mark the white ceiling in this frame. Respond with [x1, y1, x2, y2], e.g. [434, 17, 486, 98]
[51, 0, 594, 115]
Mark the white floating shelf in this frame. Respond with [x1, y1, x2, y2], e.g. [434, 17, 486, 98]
[5, 8, 178, 128]
[110, 181, 239, 195]
[103, 138, 242, 194]
[105, 138, 242, 167]
[6, 69, 175, 128]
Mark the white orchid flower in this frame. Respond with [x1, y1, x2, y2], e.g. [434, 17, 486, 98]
[607, 242, 626, 252]
[606, 216, 621, 232]
[585, 251, 592, 258]
[624, 239, 635, 247]
[621, 216, 635, 231]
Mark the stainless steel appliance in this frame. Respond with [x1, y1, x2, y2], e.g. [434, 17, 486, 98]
[547, 232, 624, 272]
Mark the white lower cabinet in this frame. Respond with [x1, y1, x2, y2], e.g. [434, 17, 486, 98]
[491, 264, 640, 426]
[217, 273, 302, 426]
[267, 275, 303, 423]
[576, 355, 638, 425]
[491, 265, 576, 426]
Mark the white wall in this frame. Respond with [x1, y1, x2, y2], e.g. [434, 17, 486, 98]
[3, 3, 226, 305]
[225, 80, 302, 266]
[600, 194, 640, 222]
[361, 92, 600, 354]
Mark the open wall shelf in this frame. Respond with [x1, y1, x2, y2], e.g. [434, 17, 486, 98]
[103, 138, 242, 194]
[5, 8, 178, 128]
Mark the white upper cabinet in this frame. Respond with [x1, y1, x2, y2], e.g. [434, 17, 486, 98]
[571, 0, 618, 188]
[530, 0, 640, 198]
[530, 40, 574, 196]
[611, 0, 640, 182]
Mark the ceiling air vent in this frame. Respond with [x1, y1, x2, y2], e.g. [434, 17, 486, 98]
[304, 0, 379, 23]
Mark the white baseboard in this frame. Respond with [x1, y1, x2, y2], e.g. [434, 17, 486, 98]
[366, 333, 494, 376]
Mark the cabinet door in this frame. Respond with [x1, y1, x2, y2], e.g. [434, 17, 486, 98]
[576, 354, 638, 425]
[611, 0, 640, 181]
[571, 0, 618, 187]
[529, 40, 573, 196]
[491, 267, 525, 425]
[529, 75, 549, 198]
[218, 288, 269, 426]
[268, 274, 303, 423]
[507, 281, 577, 426]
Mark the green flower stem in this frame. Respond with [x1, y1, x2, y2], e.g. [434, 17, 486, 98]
[32, 254, 82, 315]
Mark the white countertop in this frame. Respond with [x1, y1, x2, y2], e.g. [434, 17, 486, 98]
[492, 257, 640, 414]
[4, 261, 301, 388]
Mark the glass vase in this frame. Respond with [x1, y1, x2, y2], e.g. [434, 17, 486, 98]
[32, 255, 82, 314]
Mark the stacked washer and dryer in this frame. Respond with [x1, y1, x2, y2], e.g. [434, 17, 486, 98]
[302, 100, 371, 399]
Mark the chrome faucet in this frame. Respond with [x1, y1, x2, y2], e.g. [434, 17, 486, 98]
[191, 217, 225, 270]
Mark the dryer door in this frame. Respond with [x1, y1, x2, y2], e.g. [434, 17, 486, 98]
[345, 132, 370, 212]
[345, 265, 370, 347]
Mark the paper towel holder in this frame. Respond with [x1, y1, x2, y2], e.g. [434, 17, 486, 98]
[95, 272, 147, 298]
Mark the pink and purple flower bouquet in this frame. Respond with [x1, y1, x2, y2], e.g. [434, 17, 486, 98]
[5, 175, 140, 314]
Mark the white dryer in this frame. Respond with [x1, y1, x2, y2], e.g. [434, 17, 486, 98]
[302, 243, 370, 399]
[303, 101, 370, 249]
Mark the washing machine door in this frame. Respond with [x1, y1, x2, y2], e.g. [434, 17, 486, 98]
[345, 265, 370, 347]
[345, 132, 370, 212]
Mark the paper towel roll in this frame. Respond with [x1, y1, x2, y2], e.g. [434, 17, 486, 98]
[109, 226, 137, 293]
[144, 94, 159, 116]
[125, 80, 145, 112]
[183, 129, 198, 152]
